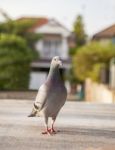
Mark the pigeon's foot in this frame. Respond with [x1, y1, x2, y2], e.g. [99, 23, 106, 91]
[42, 129, 52, 135]
[49, 128, 60, 134]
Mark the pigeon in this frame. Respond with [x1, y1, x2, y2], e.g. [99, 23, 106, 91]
[28, 56, 67, 135]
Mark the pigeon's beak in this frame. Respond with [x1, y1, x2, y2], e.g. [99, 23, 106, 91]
[58, 60, 63, 67]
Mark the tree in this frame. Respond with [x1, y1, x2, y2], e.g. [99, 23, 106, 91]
[0, 10, 39, 90]
[0, 18, 41, 51]
[69, 15, 87, 56]
[0, 34, 35, 90]
[68, 15, 87, 86]
[73, 15, 86, 47]
[73, 42, 115, 82]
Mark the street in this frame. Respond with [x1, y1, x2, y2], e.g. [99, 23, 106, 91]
[0, 100, 115, 150]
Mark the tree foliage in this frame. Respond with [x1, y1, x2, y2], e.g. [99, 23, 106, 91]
[68, 15, 87, 84]
[0, 18, 41, 50]
[0, 34, 36, 90]
[0, 12, 39, 90]
[73, 42, 115, 82]
[73, 15, 87, 48]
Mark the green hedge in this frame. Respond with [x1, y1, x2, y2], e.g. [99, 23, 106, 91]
[0, 34, 36, 90]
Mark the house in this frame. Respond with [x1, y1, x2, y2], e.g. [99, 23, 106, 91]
[18, 17, 71, 90]
[92, 24, 115, 83]
[92, 24, 115, 44]
[92, 24, 115, 84]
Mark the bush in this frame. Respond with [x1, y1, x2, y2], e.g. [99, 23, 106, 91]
[73, 42, 115, 82]
[0, 34, 37, 90]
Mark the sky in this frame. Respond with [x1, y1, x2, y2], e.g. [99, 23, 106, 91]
[0, 0, 115, 36]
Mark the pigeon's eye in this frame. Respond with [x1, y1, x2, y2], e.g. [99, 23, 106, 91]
[54, 58, 57, 61]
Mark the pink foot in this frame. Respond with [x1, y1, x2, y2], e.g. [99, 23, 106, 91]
[49, 128, 60, 134]
[42, 129, 52, 135]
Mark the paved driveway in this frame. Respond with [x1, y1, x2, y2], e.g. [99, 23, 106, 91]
[0, 100, 115, 150]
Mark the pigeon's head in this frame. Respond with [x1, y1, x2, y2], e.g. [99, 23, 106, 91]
[51, 56, 62, 68]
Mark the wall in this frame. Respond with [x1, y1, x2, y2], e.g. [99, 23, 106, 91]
[29, 71, 47, 90]
[0, 91, 72, 100]
[0, 91, 37, 100]
[85, 78, 115, 103]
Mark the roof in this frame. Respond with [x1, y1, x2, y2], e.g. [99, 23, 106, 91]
[92, 24, 115, 39]
[17, 17, 49, 32]
[17, 17, 69, 33]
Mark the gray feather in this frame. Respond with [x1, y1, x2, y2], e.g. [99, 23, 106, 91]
[28, 56, 67, 119]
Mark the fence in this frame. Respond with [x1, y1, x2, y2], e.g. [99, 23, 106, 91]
[85, 78, 115, 103]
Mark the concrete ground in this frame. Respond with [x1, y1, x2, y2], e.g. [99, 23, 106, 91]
[0, 100, 115, 150]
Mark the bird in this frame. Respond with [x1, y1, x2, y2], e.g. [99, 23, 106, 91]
[28, 56, 67, 135]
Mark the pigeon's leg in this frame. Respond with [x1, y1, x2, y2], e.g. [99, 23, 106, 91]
[42, 117, 51, 135]
[50, 116, 61, 134]
[50, 117, 59, 134]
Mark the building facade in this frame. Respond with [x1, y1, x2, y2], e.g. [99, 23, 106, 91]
[21, 17, 71, 90]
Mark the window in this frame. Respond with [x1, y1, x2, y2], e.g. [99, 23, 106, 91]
[43, 40, 61, 58]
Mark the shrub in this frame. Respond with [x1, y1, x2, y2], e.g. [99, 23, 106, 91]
[0, 34, 37, 90]
[73, 42, 115, 82]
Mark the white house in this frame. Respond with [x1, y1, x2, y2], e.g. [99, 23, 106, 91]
[19, 17, 71, 90]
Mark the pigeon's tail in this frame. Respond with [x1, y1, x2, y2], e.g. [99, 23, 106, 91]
[28, 103, 39, 117]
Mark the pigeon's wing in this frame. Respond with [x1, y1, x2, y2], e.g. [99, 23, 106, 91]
[34, 83, 48, 111]
[28, 83, 48, 117]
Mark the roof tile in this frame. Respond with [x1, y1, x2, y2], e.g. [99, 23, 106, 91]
[93, 24, 115, 39]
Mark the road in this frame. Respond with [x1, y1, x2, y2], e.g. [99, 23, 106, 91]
[0, 99, 115, 150]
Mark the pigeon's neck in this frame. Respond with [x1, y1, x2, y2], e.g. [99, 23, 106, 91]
[47, 66, 61, 84]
